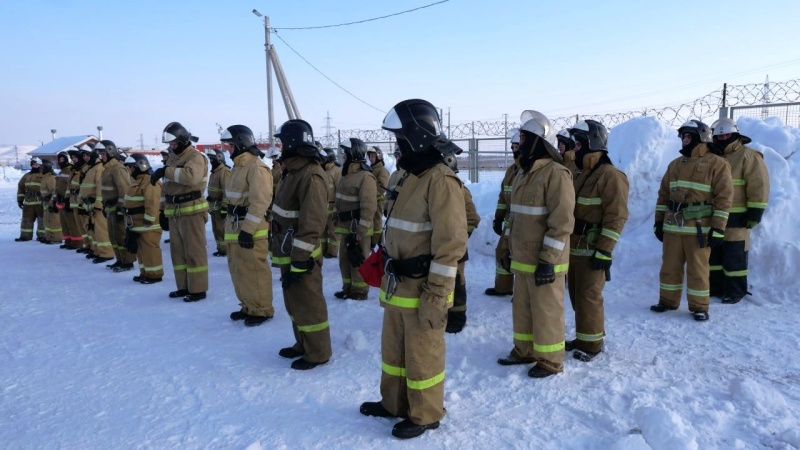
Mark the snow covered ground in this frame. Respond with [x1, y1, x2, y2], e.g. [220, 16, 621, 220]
[1, 117, 799, 449]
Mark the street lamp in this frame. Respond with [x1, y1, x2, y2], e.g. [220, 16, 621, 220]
[253, 8, 274, 146]
[97, 126, 103, 140]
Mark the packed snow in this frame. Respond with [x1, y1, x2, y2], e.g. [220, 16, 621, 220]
[1, 116, 799, 449]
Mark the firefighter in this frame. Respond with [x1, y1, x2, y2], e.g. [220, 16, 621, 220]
[322, 147, 342, 259]
[97, 140, 136, 271]
[333, 138, 377, 300]
[39, 159, 63, 244]
[78, 144, 115, 263]
[367, 146, 390, 247]
[439, 140, 480, 334]
[557, 129, 579, 176]
[269, 148, 283, 191]
[565, 120, 629, 362]
[271, 120, 332, 369]
[206, 149, 231, 257]
[68, 149, 90, 252]
[708, 118, 770, 304]
[159, 150, 170, 244]
[151, 122, 209, 302]
[485, 131, 520, 297]
[221, 125, 274, 325]
[497, 111, 575, 378]
[55, 151, 80, 249]
[383, 148, 404, 216]
[359, 99, 467, 439]
[16, 157, 44, 242]
[123, 154, 164, 284]
[651, 120, 733, 321]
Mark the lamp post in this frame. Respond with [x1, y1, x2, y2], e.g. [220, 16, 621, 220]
[252, 9, 274, 146]
[50, 129, 57, 141]
[97, 126, 103, 140]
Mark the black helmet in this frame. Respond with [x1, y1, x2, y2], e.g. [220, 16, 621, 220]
[274, 119, 318, 158]
[42, 159, 54, 174]
[221, 125, 259, 158]
[556, 129, 576, 151]
[367, 146, 384, 162]
[162, 122, 193, 147]
[568, 120, 608, 152]
[340, 138, 368, 162]
[437, 138, 463, 173]
[205, 148, 226, 165]
[678, 120, 713, 143]
[95, 140, 120, 159]
[323, 147, 339, 165]
[57, 151, 71, 169]
[124, 154, 153, 176]
[382, 99, 443, 153]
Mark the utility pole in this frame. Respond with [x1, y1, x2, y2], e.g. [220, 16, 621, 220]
[323, 111, 334, 139]
[139, 134, 145, 150]
[253, 9, 275, 146]
[14, 145, 19, 168]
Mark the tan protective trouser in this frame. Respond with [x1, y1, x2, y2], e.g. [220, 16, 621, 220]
[108, 213, 136, 264]
[43, 207, 63, 242]
[58, 208, 73, 245]
[567, 255, 606, 354]
[20, 204, 43, 239]
[136, 230, 164, 279]
[281, 259, 332, 363]
[89, 210, 114, 258]
[227, 238, 273, 317]
[338, 235, 371, 296]
[659, 233, 710, 313]
[210, 211, 226, 253]
[169, 214, 209, 294]
[493, 234, 514, 293]
[511, 273, 566, 373]
[323, 209, 338, 257]
[380, 309, 446, 426]
[370, 208, 384, 247]
[73, 209, 90, 248]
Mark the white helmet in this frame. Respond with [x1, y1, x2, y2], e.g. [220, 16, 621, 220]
[711, 118, 739, 136]
[507, 128, 520, 144]
[30, 157, 43, 165]
[520, 110, 557, 149]
[268, 147, 281, 159]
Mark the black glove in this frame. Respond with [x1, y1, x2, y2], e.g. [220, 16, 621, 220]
[150, 167, 165, 186]
[345, 234, 365, 267]
[492, 218, 503, 236]
[206, 196, 212, 202]
[124, 228, 139, 254]
[707, 228, 725, 248]
[281, 260, 313, 289]
[746, 208, 764, 229]
[49, 201, 58, 213]
[17, 201, 23, 209]
[591, 249, 612, 271]
[64, 201, 72, 212]
[534, 262, 555, 286]
[159, 211, 169, 231]
[653, 221, 664, 242]
[238, 230, 254, 249]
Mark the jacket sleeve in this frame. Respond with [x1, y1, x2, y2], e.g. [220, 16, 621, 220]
[220, 168, 231, 208]
[655, 163, 671, 222]
[357, 173, 377, 237]
[91, 168, 104, 209]
[166, 153, 205, 186]
[375, 167, 390, 203]
[494, 167, 511, 221]
[424, 173, 468, 297]
[240, 164, 273, 235]
[113, 166, 131, 204]
[463, 186, 481, 234]
[744, 151, 769, 213]
[596, 169, 629, 254]
[710, 158, 734, 231]
[144, 182, 161, 224]
[540, 165, 575, 264]
[292, 170, 328, 262]
[17, 175, 26, 201]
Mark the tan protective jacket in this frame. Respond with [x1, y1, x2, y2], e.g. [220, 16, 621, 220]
[207, 164, 231, 212]
[124, 174, 162, 232]
[494, 163, 517, 223]
[720, 139, 769, 228]
[270, 156, 328, 266]
[371, 160, 390, 207]
[384, 168, 406, 216]
[464, 186, 480, 234]
[224, 152, 272, 241]
[655, 143, 733, 234]
[570, 152, 629, 255]
[55, 165, 73, 203]
[69, 165, 87, 209]
[79, 162, 105, 211]
[18, 171, 43, 206]
[163, 147, 208, 217]
[323, 162, 341, 215]
[334, 163, 377, 237]
[101, 158, 131, 214]
[380, 164, 468, 312]
[508, 158, 575, 274]
[40, 172, 57, 203]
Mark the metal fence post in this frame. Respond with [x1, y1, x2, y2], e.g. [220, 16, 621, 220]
[469, 138, 478, 183]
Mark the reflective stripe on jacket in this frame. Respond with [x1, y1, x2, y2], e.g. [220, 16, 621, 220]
[721, 139, 769, 227]
[101, 158, 131, 209]
[334, 162, 377, 237]
[79, 163, 104, 210]
[124, 174, 162, 232]
[224, 152, 272, 241]
[207, 164, 231, 211]
[163, 146, 209, 217]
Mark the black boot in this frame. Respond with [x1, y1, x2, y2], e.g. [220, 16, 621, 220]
[139, 277, 162, 284]
[573, 349, 601, 362]
[244, 315, 272, 326]
[279, 347, 304, 359]
[230, 310, 249, 321]
[721, 295, 743, 304]
[360, 401, 399, 418]
[107, 261, 121, 269]
[693, 311, 709, 321]
[650, 303, 676, 313]
[92, 257, 114, 264]
[497, 354, 535, 366]
[85, 252, 97, 259]
[133, 275, 144, 282]
[291, 358, 328, 370]
[183, 292, 207, 303]
[14, 237, 31, 242]
[113, 263, 134, 272]
[527, 365, 557, 378]
[391, 419, 440, 439]
[565, 340, 575, 352]
[169, 289, 190, 298]
[76, 247, 88, 253]
[484, 287, 512, 296]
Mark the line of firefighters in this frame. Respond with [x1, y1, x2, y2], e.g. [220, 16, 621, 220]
[15, 103, 769, 439]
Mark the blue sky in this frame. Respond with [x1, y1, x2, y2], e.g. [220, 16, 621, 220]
[1, 0, 799, 148]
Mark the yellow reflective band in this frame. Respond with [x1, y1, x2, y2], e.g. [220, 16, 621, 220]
[713, 211, 729, 219]
[187, 266, 208, 273]
[378, 290, 454, 309]
[669, 180, 712, 192]
[144, 214, 155, 222]
[131, 224, 162, 232]
[334, 227, 350, 234]
[124, 195, 145, 201]
[271, 256, 291, 265]
[663, 224, 711, 234]
[746, 202, 767, 208]
[174, 264, 187, 271]
[732, 178, 746, 186]
[80, 183, 96, 188]
[382, 362, 406, 377]
[208, 187, 223, 192]
[655, 205, 668, 212]
[296, 321, 329, 333]
[514, 332, 534, 342]
[496, 204, 508, 210]
[143, 265, 163, 272]
[351, 281, 368, 288]
[729, 206, 747, 213]
[601, 229, 620, 241]
[20, 228, 33, 232]
[723, 269, 748, 277]
[406, 371, 445, 391]
[577, 197, 602, 206]
[534, 341, 565, 353]
[164, 201, 209, 216]
[510, 261, 569, 274]
[95, 241, 112, 247]
[709, 265, 723, 271]
[576, 332, 604, 342]
[687, 288, 709, 297]
[595, 252, 611, 261]
[659, 283, 683, 291]
[495, 266, 512, 275]
[503, 186, 512, 193]
[290, 266, 308, 273]
[711, 231, 724, 238]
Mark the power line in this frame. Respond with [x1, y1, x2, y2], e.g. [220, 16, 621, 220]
[272, 0, 449, 30]
[271, 32, 385, 113]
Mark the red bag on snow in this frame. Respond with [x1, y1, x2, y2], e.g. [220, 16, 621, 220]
[358, 246, 385, 288]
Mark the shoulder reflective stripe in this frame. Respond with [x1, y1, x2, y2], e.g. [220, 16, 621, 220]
[543, 236, 565, 251]
[514, 332, 534, 342]
[225, 190, 247, 199]
[686, 287, 709, 297]
[663, 224, 710, 234]
[292, 238, 315, 252]
[245, 213, 261, 223]
[509, 204, 548, 215]
[429, 261, 457, 278]
[732, 178, 746, 186]
[600, 229, 620, 241]
[668, 180, 712, 193]
[386, 217, 433, 232]
[406, 371, 445, 391]
[533, 341, 565, 353]
[273, 205, 300, 218]
[746, 202, 767, 208]
[124, 195, 146, 201]
[577, 197, 602, 205]
[659, 283, 683, 291]
[336, 193, 359, 202]
[382, 361, 406, 377]
[295, 320, 329, 333]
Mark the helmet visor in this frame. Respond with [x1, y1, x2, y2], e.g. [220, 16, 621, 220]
[162, 131, 178, 143]
[382, 108, 402, 132]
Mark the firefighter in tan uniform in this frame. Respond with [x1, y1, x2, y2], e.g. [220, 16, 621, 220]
[123, 154, 164, 284]
[68, 149, 90, 252]
[39, 160, 63, 244]
[15, 157, 44, 242]
[322, 147, 342, 258]
[651, 120, 733, 321]
[97, 140, 136, 271]
[497, 111, 575, 378]
[206, 149, 231, 257]
[333, 138, 377, 300]
[55, 151, 81, 249]
[708, 118, 770, 304]
[151, 122, 209, 302]
[485, 132, 520, 297]
[78, 145, 115, 263]
[383, 148, 405, 216]
[557, 129, 579, 176]
[270, 120, 332, 370]
[367, 146, 390, 247]
[220, 125, 274, 325]
[565, 120, 629, 362]
[360, 99, 467, 440]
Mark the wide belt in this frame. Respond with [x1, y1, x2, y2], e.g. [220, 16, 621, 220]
[337, 209, 360, 221]
[384, 250, 432, 279]
[165, 191, 202, 204]
[227, 204, 249, 218]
